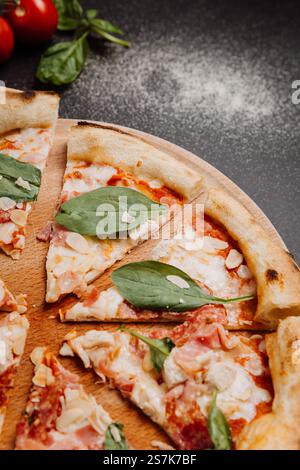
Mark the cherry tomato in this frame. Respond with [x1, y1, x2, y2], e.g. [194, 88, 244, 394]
[5, 0, 58, 45]
[0, 17, 14, 64]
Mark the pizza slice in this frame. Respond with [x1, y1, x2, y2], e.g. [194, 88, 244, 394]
[45, 122, 202, 302]
[0, 88, 60, 259]
[15, 347, 129, 450]
[61, 315, 300, 450]
[60, 188, 300, 329]
[0, 312, 29, 435]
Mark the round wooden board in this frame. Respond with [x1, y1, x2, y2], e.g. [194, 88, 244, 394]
[0, 119, 284, 450]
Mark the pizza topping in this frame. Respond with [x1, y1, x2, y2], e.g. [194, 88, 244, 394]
[10, 209, 28, 226]
[112, 261, 254, 313]
[120, 326, 175, 373]
[166, 275, 190, 289]
[105, 423, 128, 450]
[0, 153, 41, 202]
[208, 391, 232, 450]
[15, 177, 31, 191]
[33, 363, 55, 387]
[65, 232, 90, 254]
[203, 236, 229, 253]
[225, 249, 243, 270]
[237, 264, 252, 279]
[0, 197, 16, 211]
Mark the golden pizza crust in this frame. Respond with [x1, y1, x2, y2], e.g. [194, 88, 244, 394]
[237, 316, 300, 449]
[0, 88, 60, 135]
[205, 188, 300, 329]
[67, 122, 203, 200]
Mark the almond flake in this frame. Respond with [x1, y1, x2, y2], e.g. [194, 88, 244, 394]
[225, 249, 243, 269]
[237, 264, 252, 279]
[66, 232, 90, 254]
[10, 209, 28, 226]
[203, 236, 229, 252]
[166, 275, 190, 289]
[33, 364, 55, 387]
[30, 347, 47, 366]
[59, 343, 74, 357]
[15, 177, 31, 191]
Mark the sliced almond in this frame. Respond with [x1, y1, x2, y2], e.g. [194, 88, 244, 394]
[237, 264, 252, 279]
[56, 408, 86, 433]
[0, 197, 16, 211]
[59, 343, 74, 357]
[33, 363, 55, 387]
[30, 347, 46, 366]
[225, 249, 243, 269]
[10, 209, 28, 226]
[15, 177, 31, 191]
[166, 275, 190, 289]
[203, 236, 228, 253]
[66, 232, 90, 254]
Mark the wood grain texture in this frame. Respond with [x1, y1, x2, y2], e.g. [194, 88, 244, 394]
[0, 119, 284, 450]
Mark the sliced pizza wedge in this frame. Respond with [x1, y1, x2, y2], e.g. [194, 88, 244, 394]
[0, 312, 29, 435]
[15, 347, 129, 450]
[60, 188, 300, 330]
[0, 88, 60, 259]
[61, 315, 300, 450]
[46, 122, 202, 302]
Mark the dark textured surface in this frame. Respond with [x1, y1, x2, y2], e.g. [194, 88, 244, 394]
[1, 0, 299, 260]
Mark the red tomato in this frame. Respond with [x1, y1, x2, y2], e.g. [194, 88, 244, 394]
[0, 17, 14, 64]
[5, 0, 58, 45]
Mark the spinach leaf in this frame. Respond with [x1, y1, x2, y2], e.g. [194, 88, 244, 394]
[0, 154, 41, 202]
[112, 261, 255, 312]
[36, 34, 89, 86]
[105, 423, 128, 450]
[208, 391, 232, 450]
[120, 326, 175, 373]
[55, 186, 166, 236]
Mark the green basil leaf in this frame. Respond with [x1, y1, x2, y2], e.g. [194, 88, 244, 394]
[120, 326, 174, 373]
[90, 24, 130, 47]
[208, 391, 232, 450]
[53, 0, 83, 30]
[36, 35, 89, 86]
[89, 18, 124, 35]
[55, 186, 166, 236]
[0, 154, 41, 202]
[112, 261, 255, 312]
[105, 423, 128, 450]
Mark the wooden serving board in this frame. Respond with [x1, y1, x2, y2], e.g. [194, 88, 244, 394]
[0, 119, 284, 450]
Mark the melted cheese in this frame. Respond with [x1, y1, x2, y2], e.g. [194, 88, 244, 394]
[64, 287, 123, 321]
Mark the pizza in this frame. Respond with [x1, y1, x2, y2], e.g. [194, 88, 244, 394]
[45, 122, 202, 302]
[60, 188, 300, 330]
[61, 314, 300, 450]
[0, 88, 60, 259]
[15, 347, 129, 450]
[0, 312, 29, 435]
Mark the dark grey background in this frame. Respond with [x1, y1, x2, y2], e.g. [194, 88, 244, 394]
[1, 0, 299, 260]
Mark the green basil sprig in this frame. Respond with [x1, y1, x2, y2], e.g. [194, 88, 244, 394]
[37, 0, 130, 85]
[112, 261, 255, 312]
[0, 154, 41, 202]
[105, 423, 128, 450]
[55, 186, 166, 237]
[120, 325, 175, 373]
[208, 391, 232, 450]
